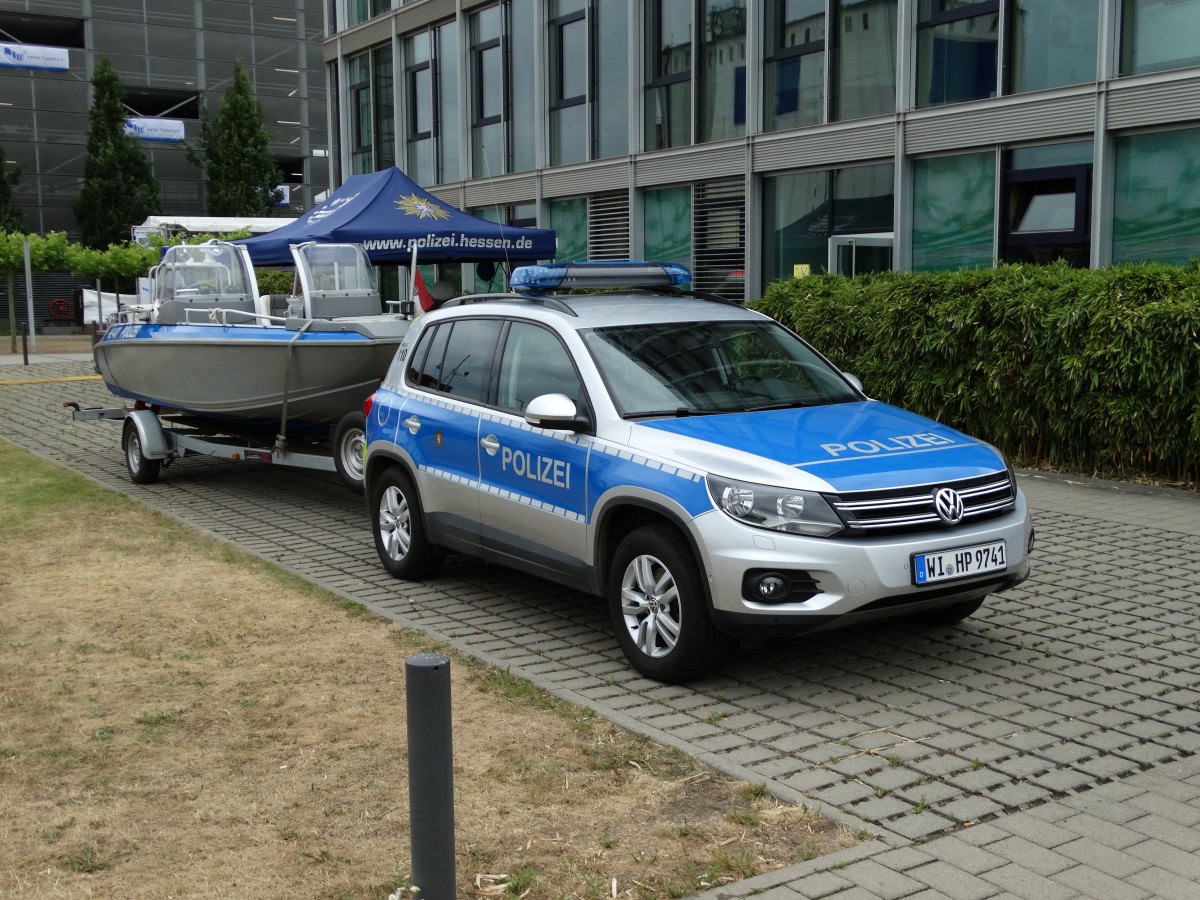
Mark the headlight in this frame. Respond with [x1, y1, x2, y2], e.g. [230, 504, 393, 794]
[707, 475, 844, 537]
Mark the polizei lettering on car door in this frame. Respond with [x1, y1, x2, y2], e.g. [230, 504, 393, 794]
[501, 446, 571, 488]
[820, 432, 956, 457]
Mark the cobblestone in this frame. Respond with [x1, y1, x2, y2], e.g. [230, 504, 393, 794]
[7, 360, 1200, 900]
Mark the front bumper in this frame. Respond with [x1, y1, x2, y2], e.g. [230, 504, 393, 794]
[692, 489, 1033, 637]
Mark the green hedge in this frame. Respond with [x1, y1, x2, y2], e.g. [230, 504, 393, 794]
[752, 262, 1200, 485]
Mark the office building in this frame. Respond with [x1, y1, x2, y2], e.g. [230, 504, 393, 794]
[1, 0, 328, 240]
[323, 0, 1200, 299]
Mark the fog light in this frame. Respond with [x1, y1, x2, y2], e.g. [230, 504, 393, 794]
[755, 573, 790, 601]
[1027, 528, 1036, 554]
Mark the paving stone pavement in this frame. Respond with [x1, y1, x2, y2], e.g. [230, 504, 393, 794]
[3, 358, 1200, 900]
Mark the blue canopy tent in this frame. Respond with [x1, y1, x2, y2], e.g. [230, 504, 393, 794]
[235, 167, 556, 267]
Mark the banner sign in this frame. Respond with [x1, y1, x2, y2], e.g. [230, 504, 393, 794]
[0, 42, 70, 71]
[125, 118, 185, 142]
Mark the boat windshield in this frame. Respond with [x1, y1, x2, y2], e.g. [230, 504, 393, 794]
[581, 320, 861, 418]
[154, 244, 256, 302]
[296, 243, 378, 293]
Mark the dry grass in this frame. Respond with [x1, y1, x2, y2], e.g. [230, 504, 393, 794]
[1, 333, 95, 357]
[0, 441, 859, 899]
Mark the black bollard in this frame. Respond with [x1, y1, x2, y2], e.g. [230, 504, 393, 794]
[406, 652, 455, 899]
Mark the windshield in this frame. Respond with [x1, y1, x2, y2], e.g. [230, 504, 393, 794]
[582, 320, 861, 417]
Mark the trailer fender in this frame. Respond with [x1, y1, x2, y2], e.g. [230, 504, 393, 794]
[126, 409, 172, 459]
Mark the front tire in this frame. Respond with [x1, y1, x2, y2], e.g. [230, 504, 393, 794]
[607, 525, 723, 683]
[333, 411, 367, 494]
[123, 419, 161, 485]
[371, 467, 442, 579]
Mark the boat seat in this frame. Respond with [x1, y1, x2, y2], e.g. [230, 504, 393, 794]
[307, 290, 382, 319]
[156, 296, 257, 324]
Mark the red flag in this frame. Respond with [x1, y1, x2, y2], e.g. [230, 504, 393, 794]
[412, 266, 434, 312]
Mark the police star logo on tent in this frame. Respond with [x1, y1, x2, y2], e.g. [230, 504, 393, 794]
[394, 194, 451, 220]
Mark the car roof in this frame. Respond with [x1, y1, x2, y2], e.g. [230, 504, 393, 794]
[433, 290, 765, 330]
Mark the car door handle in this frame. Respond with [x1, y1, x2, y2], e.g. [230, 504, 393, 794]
[480, 434, 500, 455]
[403, 415, 420, 435]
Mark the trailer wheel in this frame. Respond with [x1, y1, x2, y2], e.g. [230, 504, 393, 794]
[123, 419, 161, 485]
[333, 411, 367, 494]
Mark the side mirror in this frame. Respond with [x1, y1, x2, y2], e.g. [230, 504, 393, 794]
[842, 372, 863, 392]
[524, 393, 587, 431]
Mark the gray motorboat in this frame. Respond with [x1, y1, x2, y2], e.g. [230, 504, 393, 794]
[93, 240, 410, 435]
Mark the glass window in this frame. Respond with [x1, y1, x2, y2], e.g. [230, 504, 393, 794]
[644, 186, 693, 265]
[1001, 142, 1092, 266]
[646, 1, 693, 150]
[916, 1, 999, 108]
[437, 22, 460, 182]
[764, 169, 828, 280]
[349, 54, 372, 175]
[550, 198, 588, 262]
[373, 46, 395, 170]
[765, 0, 825, 132]
[1121, 0, 1200, 75]
[1010, 0, 1097, 93]
[511, 0, 537, 172]
[496, 322, 582, 413]
[912, 152, 996, 271]
[550, 0, 588, 165]
[582, 321, 859, 417]
[348, 0, 391, 28]
[406, 32, 434, 185]
[471, 7, 506, 177]
[699, 0, 747, 143]
[762, 162, 893, 281]
[1113, 128, 1200, 264]
[409, 319, 498, 401]
[834, 0, 898, 121]
[1012, 192, 1075, 232]
[595, 0, 630, 158]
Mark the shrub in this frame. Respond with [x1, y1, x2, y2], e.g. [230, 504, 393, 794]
[753, 262, 1200, 485]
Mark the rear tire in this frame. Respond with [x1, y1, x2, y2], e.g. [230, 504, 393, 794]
[371, 467, 442, 579]
[915, 597, 985, 626]
[333, 411, 367, 494]
[607, 525, 724, 683]
[123, 419, 161, 485]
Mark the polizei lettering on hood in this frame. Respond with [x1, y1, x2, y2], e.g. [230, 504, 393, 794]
[501, 447, 571, 488]
[820, 432, 956, 457]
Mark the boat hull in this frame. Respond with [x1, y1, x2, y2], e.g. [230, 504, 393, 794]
[94, 320, 408, 432]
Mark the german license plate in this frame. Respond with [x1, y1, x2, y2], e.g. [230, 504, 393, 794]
[912, 540, 1006, 586]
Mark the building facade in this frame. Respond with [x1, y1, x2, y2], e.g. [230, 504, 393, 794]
[323, 0, 1200, 299]
[0, 0, 329, 240]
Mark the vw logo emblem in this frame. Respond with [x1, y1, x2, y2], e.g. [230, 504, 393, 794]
[934, 487, 965, 525]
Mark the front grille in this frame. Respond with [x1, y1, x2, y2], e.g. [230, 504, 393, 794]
[827, 472, 1016, 537]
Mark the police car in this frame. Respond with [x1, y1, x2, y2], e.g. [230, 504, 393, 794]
[363, 262, 1033, 683]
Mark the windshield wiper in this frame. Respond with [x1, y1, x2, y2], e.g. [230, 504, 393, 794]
[741, 400, 815, 412]
[626, 407, 722, 419]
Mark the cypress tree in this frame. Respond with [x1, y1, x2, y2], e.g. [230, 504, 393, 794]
[0, 144, 23, 232]
[189, 62, 283, 217]
[73, 58, 162, 248]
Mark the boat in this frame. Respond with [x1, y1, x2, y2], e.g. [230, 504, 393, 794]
[86, 240, 410, 492]
[93, 239, 410, 435]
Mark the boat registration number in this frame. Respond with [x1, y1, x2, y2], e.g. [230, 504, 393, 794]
[912, 540, 1006, 586]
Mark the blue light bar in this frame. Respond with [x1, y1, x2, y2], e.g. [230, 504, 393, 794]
[510, 260, 693, 292]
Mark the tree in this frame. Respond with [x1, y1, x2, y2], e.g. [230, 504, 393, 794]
[0, 144, 23, 233]
[2, 231, 71, 351]
[74, 58, 162, 249]
[188, 62, 283, 217]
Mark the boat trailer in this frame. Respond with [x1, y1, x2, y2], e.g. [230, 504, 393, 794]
[65, 402, 367, 493]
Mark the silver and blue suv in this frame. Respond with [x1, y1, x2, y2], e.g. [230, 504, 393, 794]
[363, 262, 1033, 683]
